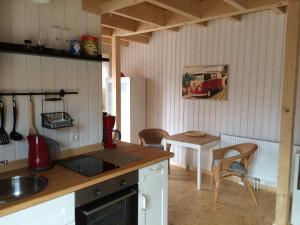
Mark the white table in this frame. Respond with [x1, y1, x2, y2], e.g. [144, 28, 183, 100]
[164, 133, 220, 190]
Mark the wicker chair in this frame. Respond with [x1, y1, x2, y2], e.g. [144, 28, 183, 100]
[138, 128, 171, 174]
[211, 143, 258, 206]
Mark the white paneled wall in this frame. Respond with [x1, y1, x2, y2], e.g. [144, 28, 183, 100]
[121, 11, 300, 167]
[0, 0, 102, 161]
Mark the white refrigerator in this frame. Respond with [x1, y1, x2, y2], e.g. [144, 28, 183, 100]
[106, 76, 146, 144]
[292, 150, 300, 225]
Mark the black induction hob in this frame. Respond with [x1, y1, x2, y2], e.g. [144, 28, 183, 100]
[58, 154, 119, 177]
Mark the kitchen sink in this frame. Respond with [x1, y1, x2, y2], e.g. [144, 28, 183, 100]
[0, 175, 48, 203]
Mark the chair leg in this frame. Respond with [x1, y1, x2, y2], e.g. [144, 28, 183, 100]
[210, 172, 214, 190]
[214, 182, 220, 203]
[242, 177, 258, 207]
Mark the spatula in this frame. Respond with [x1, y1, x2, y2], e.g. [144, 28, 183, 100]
[28, 97, 38, 135]
[10, 98, 23, 141]
[0, 100, 9, 145]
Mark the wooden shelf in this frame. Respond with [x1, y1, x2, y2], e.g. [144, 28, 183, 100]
[0, 42, 109, 62]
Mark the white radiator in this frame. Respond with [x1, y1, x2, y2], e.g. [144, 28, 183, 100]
[221, 134, 299, 188]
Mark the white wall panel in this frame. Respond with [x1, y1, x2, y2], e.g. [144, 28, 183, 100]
[0, 0, 102, 161]
[121, 11, 300, 166]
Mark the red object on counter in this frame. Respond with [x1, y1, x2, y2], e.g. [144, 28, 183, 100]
[102, 113, 121, 149]
[27, 134, 60, 171]
[103, 115, 116, 149]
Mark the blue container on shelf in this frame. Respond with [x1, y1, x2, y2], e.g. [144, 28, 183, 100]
[70, 40, 81, 55]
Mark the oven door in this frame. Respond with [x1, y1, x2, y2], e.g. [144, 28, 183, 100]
[76, 186, 138, 225]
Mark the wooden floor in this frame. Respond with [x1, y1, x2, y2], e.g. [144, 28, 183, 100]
[168, 166, 276, 225]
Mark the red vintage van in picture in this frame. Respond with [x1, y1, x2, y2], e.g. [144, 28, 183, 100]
[190, 72, 223, 98]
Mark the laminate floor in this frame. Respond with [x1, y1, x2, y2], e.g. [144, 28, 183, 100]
[168, 166, 275, 225]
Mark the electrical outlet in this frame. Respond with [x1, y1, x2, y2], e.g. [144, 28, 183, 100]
[72, 134, 79, 141]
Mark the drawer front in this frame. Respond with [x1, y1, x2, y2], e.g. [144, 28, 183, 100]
[139, 161, 168, 184]
[0, 193, 75, 225]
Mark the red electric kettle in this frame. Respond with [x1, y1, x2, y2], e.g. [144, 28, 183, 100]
[27, 135, 60, 171]
[27, 98, 60, 171]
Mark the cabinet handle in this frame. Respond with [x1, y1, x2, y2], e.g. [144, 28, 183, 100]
[149, 165, 163, 172]
[142, 194, 147, 211]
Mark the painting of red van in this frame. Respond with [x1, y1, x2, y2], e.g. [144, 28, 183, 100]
[182, 65, 228, 101]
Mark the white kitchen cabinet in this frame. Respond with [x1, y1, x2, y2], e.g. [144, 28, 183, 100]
[292, 151, 300, 225]
[0, 193, 75, 225]
[107, 76, 146, 144]
[138, 160, 168, 225]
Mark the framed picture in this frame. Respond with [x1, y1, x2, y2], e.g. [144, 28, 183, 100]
[182, 65, 228, 101]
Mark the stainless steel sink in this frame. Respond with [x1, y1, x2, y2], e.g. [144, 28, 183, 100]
[0, 175, 48, 203]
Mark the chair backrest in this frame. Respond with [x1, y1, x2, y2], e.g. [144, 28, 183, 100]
[231, 143, 257, 154]
[227, 143, 257, 167]
[138, 128, 169, 146]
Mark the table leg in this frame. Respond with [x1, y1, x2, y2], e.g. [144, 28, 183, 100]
[197, 146, 201, 190]
[163, 139, 167, 151]
[185, 148, 189, 170]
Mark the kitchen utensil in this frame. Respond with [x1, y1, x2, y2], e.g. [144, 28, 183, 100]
[10, 97, 23, 141]
[27, 134, 60, 171]
[102, 113, 121, 149]
[184, 131, 206, 137]
[28, 97, 38, 135]
[41, 97, 73, 129]
[0, 100, 9, 145]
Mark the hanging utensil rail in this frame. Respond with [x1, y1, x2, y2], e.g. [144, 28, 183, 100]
[0, 89, 78, 97]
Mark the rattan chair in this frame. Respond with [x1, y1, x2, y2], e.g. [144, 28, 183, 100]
[211, 143, 258, 206]
[138, 128, 171, 174]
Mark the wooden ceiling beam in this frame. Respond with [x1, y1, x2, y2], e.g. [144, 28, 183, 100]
[100, 27, 150, 44]
[101, 26, 114, 37]
[113, 0, 288, 36]
[102, 36, 129, 47]
[270, 6, 286, 14]
[140, 32, 152, 38]
[228, 15, 242, 22]
[168, 27, 179, 32]
[113, 2, 166, 26]
[222, 0, 247, 11]
[102, 13, 139, 32]
[83, 0, 145, 14]
[247, 0, 287, 9]
[146, 0, 202, 20]
[122, 35, 150, 44]
[197, 21, 208, 27]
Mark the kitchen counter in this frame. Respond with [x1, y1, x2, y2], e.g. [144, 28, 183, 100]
[0, 142, 173, 217]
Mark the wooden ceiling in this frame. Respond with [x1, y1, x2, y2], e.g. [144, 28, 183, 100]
[83, 0, 288, 47]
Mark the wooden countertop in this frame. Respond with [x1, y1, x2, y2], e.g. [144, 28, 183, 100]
[166, 132, 220, 145]
[0, 142, 173, 217]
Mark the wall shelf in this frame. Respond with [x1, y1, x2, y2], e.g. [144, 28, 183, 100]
[0, 42, 109, 62]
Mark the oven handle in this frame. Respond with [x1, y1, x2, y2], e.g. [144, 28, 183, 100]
[82, 189, 137, 216]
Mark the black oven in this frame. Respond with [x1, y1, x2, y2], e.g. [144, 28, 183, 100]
[75, 171, 138, 225]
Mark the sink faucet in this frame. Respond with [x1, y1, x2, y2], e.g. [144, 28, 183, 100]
[0, 160, 8, 165]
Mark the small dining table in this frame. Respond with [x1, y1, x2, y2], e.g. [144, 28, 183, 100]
[163, 132, 220, 190]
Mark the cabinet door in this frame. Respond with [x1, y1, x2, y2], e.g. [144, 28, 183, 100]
[139, 161, 168, 225]
[0, 193, 75, 225]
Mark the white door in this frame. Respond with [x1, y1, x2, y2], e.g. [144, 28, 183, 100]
[139, 161, 168, 225]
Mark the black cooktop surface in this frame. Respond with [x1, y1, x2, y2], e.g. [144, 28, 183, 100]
[58, 155, 119, 177]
